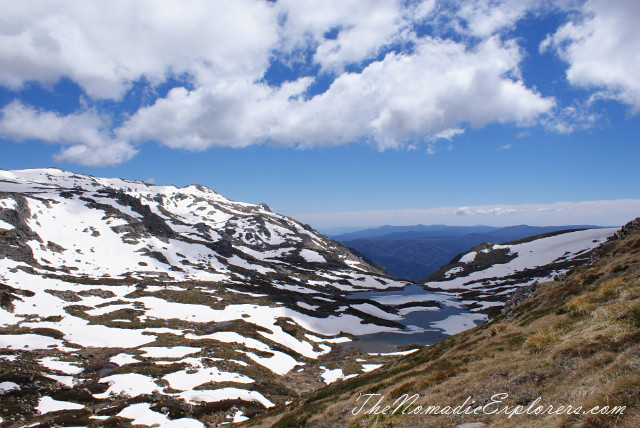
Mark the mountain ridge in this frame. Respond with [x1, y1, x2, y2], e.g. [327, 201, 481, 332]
[0, 168, 419, 427]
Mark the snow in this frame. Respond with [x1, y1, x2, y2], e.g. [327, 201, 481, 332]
[430, 313, 487, 335]
[277, 282, 324, 293]
[0, 334, 68, 350]
[459, 251, 477, 263]
[40, 357, 84, 374]
[237, 246, 295, 261]
[140, 346, 200, 359]
[230, 410, 249, 423]
[426, 228, 617, 291]
[187, 331, 269, 351]
[345, 259, 366, 271]
[94, 373, 160, 398]
[351, 303, 401, 321]
[0, 381, 19, 393]
[300, 249, 326, 263]
[36, 396, 84, 414]
[22, 314, 156, 348]
[362, 364, 383, 372]
[304, 333, 351, 343]
[346, 274, 391, 290]
[163, 357, 253, 390]
[226, 255, 275, 274]
[367, 348, 420, 356]
[0, 197, 16, 209]
[183, 331, 304, 375]
[240, 350, 301, 375]
[398, 306, 439, 315]
[117, 403, 205, 427]
[110, 353, 140, 366]
[320, 367, 344, 384]
[297, 302, 319, 310]
[0, 219, 14, 230]
[46, 374, 75, 388]
[444, 266, 463, 277]
[178, 387, 274, 408]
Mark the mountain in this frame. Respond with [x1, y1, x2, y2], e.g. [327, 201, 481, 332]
[0, 168, 413, 427]
[336, 225, 608, 281]
[424, 228, 616, 316]
[250, 218, 640, 428]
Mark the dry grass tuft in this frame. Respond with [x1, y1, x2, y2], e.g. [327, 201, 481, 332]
[523, 330, 559, 353]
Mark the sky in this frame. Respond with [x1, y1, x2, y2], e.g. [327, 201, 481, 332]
[1, 0, 639, 231]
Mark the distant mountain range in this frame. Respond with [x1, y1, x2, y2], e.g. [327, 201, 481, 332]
[331, 224, 608, 281]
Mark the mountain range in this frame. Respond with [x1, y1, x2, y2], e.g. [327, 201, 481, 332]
[0, 168, 624, 427]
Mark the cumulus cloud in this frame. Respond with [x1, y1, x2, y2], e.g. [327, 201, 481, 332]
[275, 0, 420, 74]
[0, 101, 135, 166]
[0, 0, 278, 99]
[119, 36, 554, 151]
[541, 0, 640, 112]
[454, 0, 540, 37]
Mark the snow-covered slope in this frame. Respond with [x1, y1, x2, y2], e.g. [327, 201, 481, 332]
[0, 168, 408, 426]
[423, 228, 617, 315]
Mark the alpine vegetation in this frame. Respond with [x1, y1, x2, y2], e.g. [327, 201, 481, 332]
[0, 168, 414, 426]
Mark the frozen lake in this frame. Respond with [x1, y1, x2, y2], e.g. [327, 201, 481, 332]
[343, 284, 486, 352]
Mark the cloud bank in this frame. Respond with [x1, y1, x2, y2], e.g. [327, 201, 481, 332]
[295, 199, 640, 229]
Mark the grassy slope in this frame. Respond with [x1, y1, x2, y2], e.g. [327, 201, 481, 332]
[246, 219, 640, 428]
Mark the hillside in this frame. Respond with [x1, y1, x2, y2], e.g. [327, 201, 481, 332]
[0, 168, 415, 427]
[249, 218, 640, 427]
[335, 225, 605, 281]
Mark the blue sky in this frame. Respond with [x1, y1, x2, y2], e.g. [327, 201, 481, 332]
[1, 0, 639, 230]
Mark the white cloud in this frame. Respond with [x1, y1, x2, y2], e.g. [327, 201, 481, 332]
[455, 206, 519, 216]
[275, 0, 415, 74]
[295, 200, 640, 229]
[0, 0, 278, 99]
[0, 101, 135, 166]
[119, 35, 554, 152]
[542, 0, 640, 112]
[454, 0, 539, 37]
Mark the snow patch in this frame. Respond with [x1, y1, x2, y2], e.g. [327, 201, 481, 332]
[36, 396, 84, 414]
[300, 249, 326, 263]
[320, 367, 344, 384]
